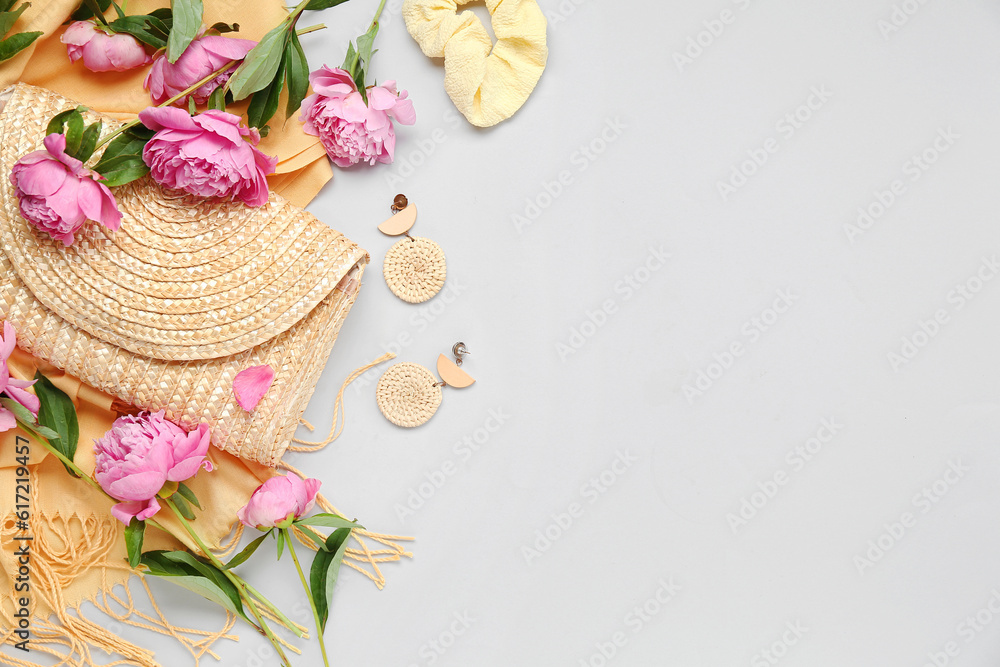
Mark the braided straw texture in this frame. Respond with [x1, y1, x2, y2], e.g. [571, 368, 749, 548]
[0, 83, 369, 467]
[383, 236, 446, 303]
[376, 362, 442, 427]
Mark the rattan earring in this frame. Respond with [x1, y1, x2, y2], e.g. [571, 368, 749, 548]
[379, 194, 447, 304]
[377, 342, 475, 427]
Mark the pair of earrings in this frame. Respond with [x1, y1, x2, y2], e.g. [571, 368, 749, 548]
[376, 342, 476, 427]
[375, 196, 475, 427]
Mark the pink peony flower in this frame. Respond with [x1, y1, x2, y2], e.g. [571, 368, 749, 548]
[0, 322, 38, 433]
[94, 411, 214, 524]
[139, 107, 277, 207]
[10, 134, 122, 246]
[233, 365, 274, 411]
[145, 34, 257, 106]
[61, 20, 151, 72]
[237, 474, 321, 530]
[299, 66, 415, 168]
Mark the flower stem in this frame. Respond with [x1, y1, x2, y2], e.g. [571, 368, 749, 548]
[92, 59, 237, 151]
[371, 0, 389, 30]
[297, 24, 326, 36]
[19, 426, 101, 491]
[283, 529, 330, 667]
[165, 498, 294, 667]
[242, 579, 306, 639]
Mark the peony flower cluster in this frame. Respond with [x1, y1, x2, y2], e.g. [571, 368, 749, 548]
[0, 322, 38, 433]
[61, 20, 150, 72]
[10, 134, 122, 246]
[94, 411, 213, 524]
[139, 107, 277, 207]
[299, 66, 415, 167]
[145, 34, 257, 106]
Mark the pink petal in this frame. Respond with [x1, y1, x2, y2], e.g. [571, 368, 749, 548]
[111, 497, 161, 525]
[0, 407, 16, 432]
[1, 321, 17, 360]
[233, 365, 274, 411]
[367, 86, 397, 111]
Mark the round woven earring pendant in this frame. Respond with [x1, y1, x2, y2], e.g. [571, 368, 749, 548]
[376, 362, 444, 427]
[383, 236, 446, 304]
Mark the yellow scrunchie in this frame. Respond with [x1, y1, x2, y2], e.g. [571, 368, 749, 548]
[403, 0, 548, 127]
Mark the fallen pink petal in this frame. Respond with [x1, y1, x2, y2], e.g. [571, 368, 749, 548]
[233, 364, 275, 411]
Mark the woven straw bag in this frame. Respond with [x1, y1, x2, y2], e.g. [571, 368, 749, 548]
[0, 83, 368, 467]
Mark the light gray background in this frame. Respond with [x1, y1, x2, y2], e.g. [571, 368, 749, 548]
[24, 0, 1000, 665]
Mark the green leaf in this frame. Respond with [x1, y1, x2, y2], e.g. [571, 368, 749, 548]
[295, 512, 362, 530]
[227, 21, 289, 101]
[33, 372, 80, 476]
[356, 22, 377, 71]
[245, 50, 285, 130]
[124, 517, 145, 568]
[225, 530, 270, 569]
[46, 108, 80, 137]
[340, 40, 356, 76]
[352, 64, 366, 105]
[298, 525, 330, 551]
[0, 3, 30, 39]
[110, 0, 124, 20]
[0, 396, 36, 427]
[308, 527, 351, 631]
[93, 154, 149, 188]
[75, 121, 102, 162]
[73, 0, 110, 24]
[0, 30, 40, 62]
[187, 95, 196, 115]
[171, 492, 196, 520]
[63, 110, 85, 157]
[0, 0, 17, 14]
[304, 0, 350, 10]
[0, 397, 59, 441]
[140, 550, 249, 622]
[94, 128, 149, 168]
[207, 84, 226, 111]
[284, 30, 309, 119]
[165, 0, 201, 63]
[275, 528, 285, 561]
[208, 21, 239, 34]
[108, 15, 168, 48]
[176, 482, 201, 510]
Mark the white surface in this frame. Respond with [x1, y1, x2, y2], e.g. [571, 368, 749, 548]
[31, 0, 1000, 665]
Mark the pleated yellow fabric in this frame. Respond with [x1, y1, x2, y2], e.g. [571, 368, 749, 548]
[0, 0, 332, 207]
